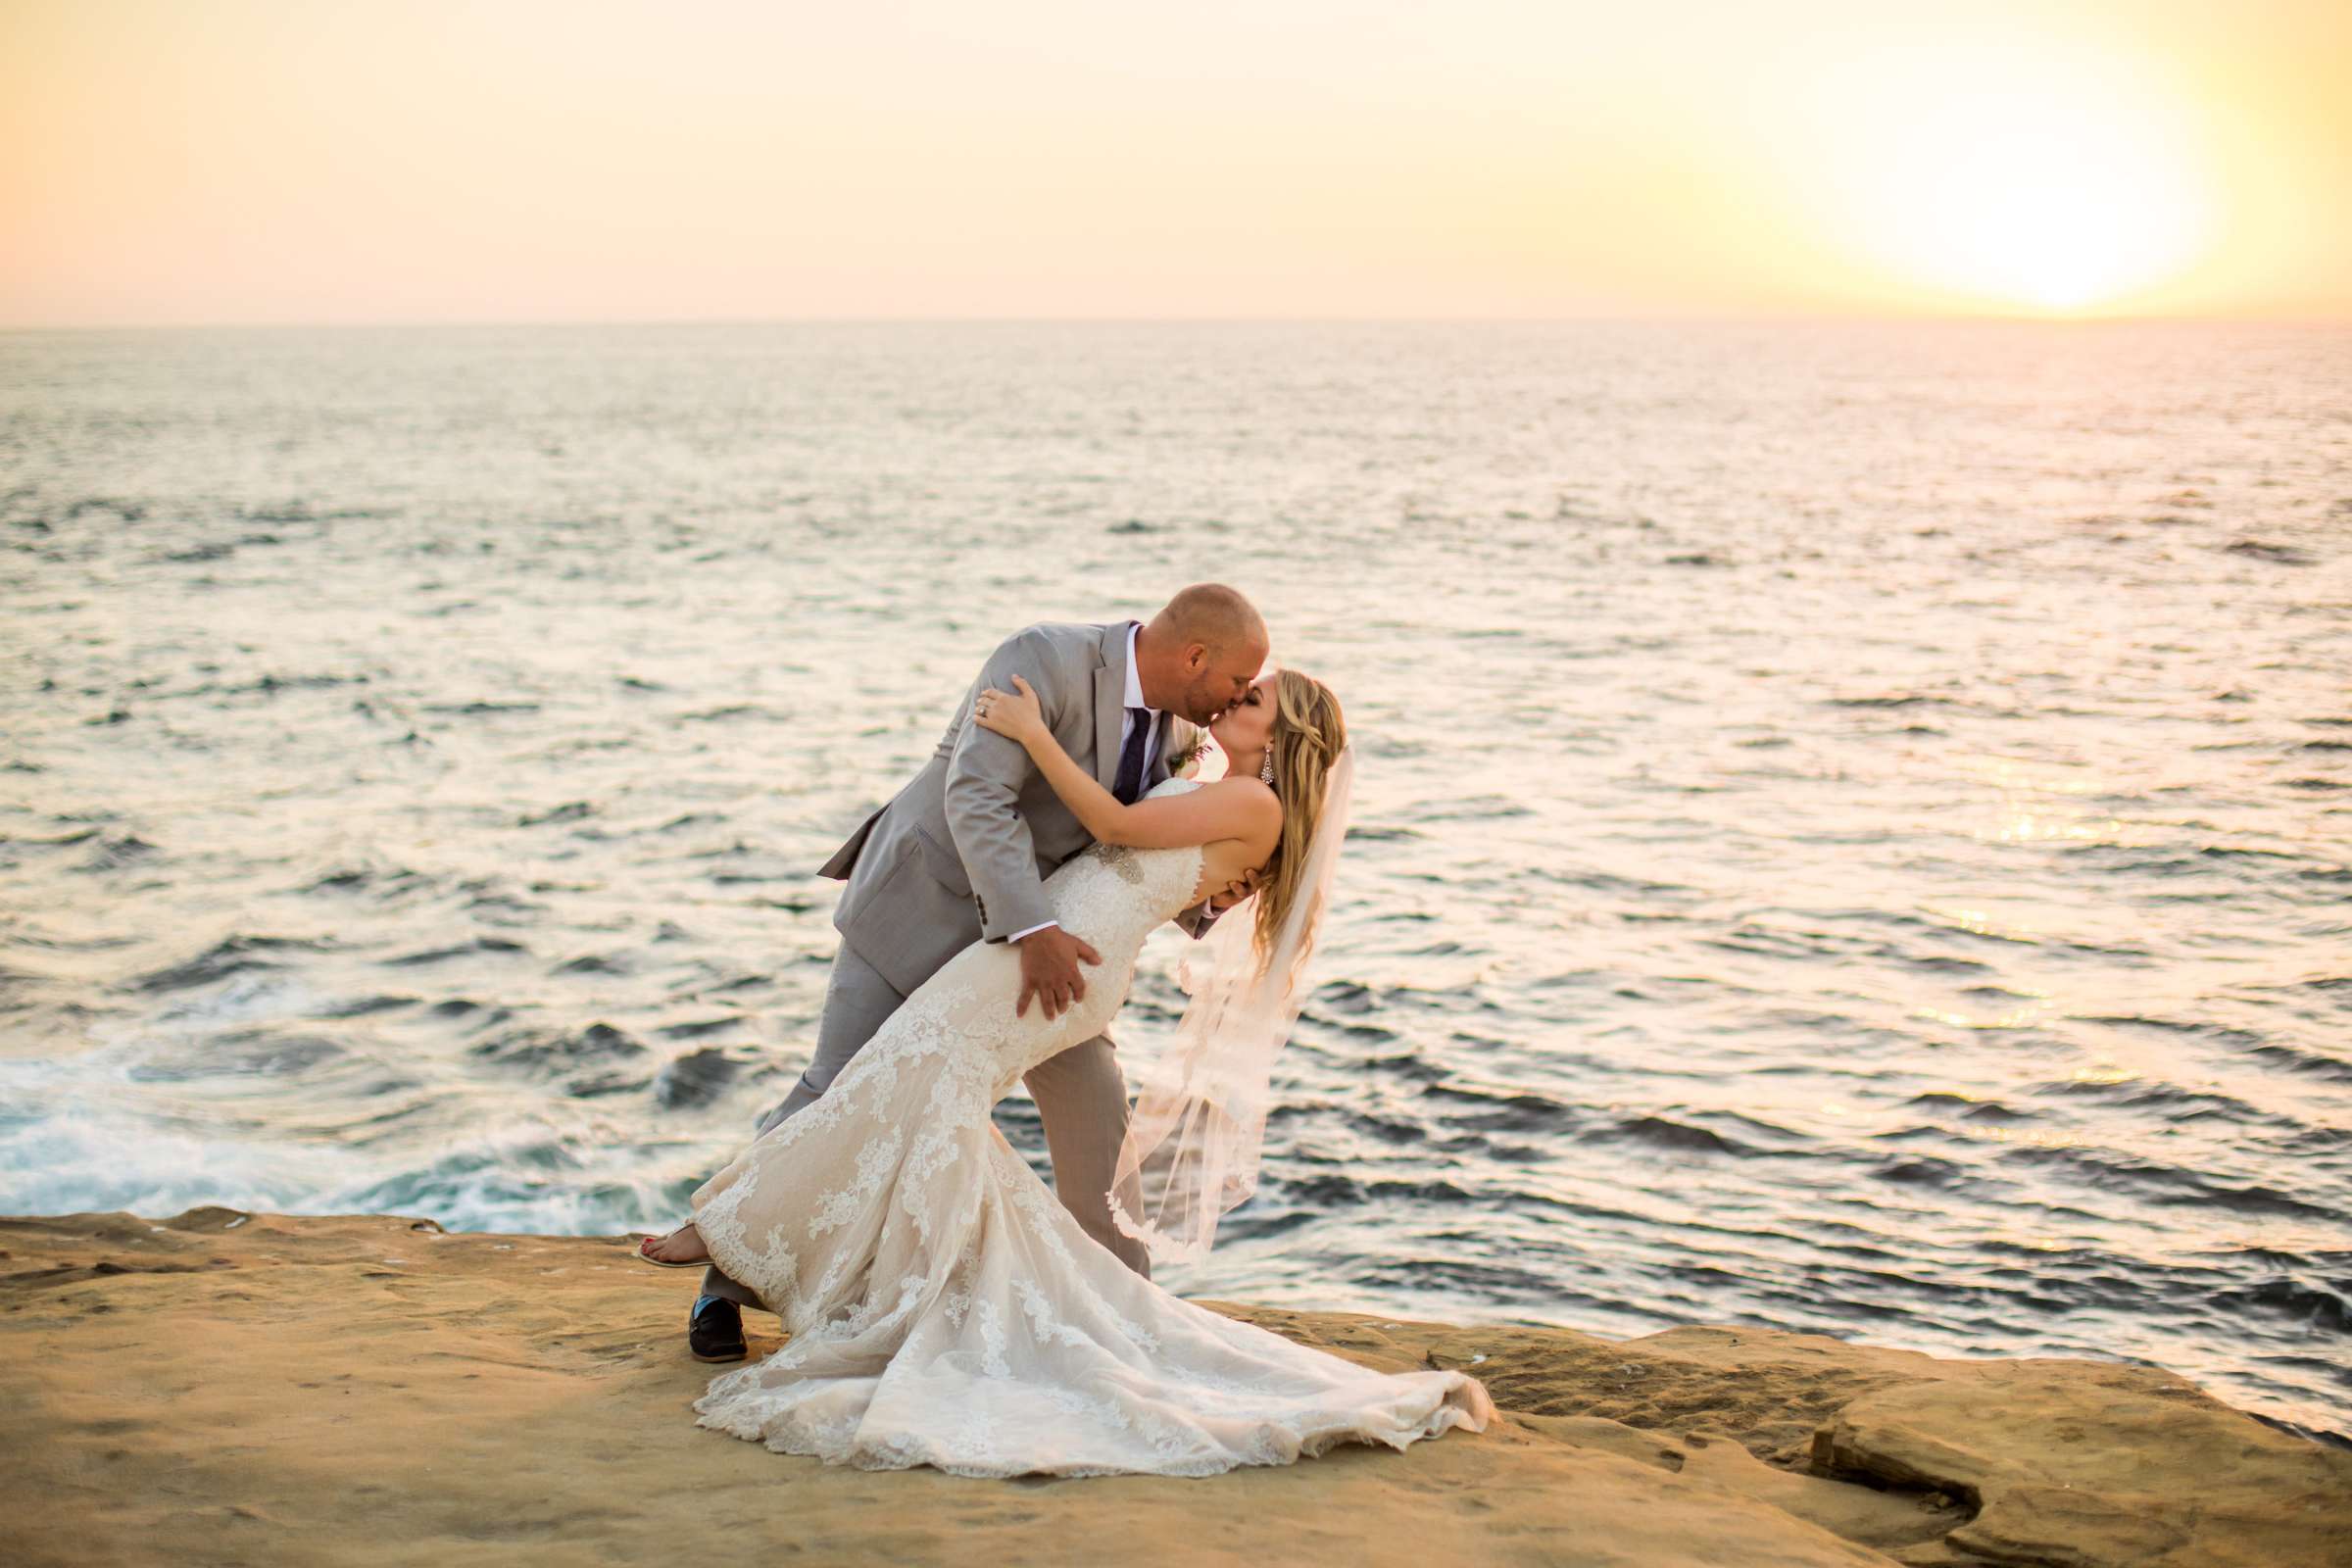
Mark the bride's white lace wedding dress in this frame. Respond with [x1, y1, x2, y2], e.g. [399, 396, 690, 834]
[687, 777, 1494, 1478]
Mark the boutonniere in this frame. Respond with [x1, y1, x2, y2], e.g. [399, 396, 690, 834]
[1168, 726, 1208, 776]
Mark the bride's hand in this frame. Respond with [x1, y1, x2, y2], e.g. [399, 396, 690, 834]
[973, 675, 1047, 744]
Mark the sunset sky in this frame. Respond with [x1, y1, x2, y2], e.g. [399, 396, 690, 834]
[3, 0, 2346, 327]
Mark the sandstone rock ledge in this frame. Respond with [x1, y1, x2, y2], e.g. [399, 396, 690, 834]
[1, 1208, 2343, 1568]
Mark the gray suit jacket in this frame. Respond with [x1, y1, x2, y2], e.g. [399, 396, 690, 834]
[820, 620, 1197, 1000]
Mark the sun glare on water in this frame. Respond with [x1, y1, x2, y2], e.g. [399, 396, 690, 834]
[1794, 39, 2223, 315]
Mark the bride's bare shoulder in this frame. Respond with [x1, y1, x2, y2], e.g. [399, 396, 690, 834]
[1200, 776, 1281, 832]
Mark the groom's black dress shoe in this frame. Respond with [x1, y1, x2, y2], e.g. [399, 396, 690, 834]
[687, 1294, 747, 1363]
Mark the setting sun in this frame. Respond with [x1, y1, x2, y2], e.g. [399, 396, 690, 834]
[1786, 37, 2224, 315]
[0, 1, 2344, 325]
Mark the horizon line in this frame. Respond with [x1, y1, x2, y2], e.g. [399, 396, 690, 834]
[4, 310, 2350, 335]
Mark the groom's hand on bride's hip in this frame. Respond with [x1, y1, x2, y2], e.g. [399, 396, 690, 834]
[1015, 926, 1102, 1020]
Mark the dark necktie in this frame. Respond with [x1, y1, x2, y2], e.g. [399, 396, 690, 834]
[1112, 708, 1152, 805]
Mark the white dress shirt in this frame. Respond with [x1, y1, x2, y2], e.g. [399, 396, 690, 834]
[1009, 621, 1157, 943]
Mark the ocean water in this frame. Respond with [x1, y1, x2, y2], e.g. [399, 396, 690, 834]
[2, 320, 2346, 1443]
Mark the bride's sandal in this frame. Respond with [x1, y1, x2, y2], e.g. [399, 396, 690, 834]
[635, 1223, 709, 1269]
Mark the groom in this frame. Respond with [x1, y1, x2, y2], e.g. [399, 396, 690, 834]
[683, 583, 1271, 1361]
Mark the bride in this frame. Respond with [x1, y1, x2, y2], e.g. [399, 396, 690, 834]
[635, 666, 1494, 1478]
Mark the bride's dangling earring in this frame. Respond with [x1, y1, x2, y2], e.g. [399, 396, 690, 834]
[1258, 749, 1276, 787]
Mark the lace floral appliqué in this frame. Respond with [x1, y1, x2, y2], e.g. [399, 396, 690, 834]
[685, 777, 1494, 1477]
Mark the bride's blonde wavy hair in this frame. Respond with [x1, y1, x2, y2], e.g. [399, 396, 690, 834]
[1252, 669, 1348, 969]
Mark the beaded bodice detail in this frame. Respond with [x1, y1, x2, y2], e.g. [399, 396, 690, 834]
[1041, 775, 1209, 955]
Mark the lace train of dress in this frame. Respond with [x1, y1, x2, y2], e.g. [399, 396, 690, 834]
[687, 780, 1494, 1477]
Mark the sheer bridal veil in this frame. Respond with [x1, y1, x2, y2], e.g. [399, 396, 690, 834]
[1107, 745, 1356, 1263]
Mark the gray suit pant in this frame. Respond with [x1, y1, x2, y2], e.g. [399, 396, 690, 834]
[697, 941, 1151, 1310]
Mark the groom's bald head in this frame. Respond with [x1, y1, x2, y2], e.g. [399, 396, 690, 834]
[1158, 583, 1266, 658]
[1139, 583, 1270, 724]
